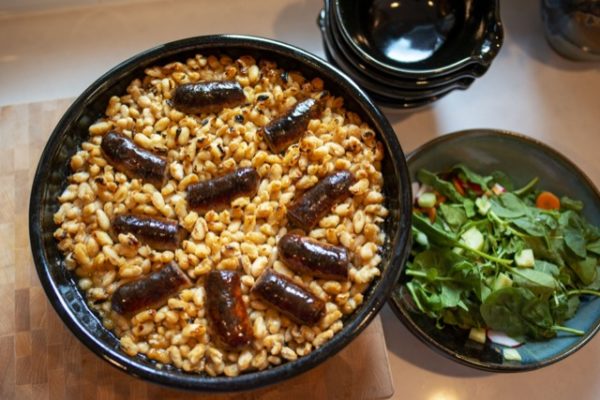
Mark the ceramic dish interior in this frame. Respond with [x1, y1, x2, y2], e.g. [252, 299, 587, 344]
[29, 35, 412, 391]
[389, 129, 600, 371]
[319, 9, 476, 97]
[320, 8, 486, 90]
[331, 0, 503, 77]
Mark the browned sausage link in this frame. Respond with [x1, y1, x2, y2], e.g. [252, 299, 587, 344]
[278, 234, 349, 280]
[262, 98, 322, 153]
[111, 263, 191, 315]
[172, 81, 245, 114]
[287, 170, 356, 231]
[186, 167, 259, 213]
[206, 270, 253, 350]
[252, 269, 325, 326]
[112, 214, 187, 251]
[100, 131, 167, 187]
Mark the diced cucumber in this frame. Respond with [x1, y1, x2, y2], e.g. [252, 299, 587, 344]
[415, 230, 429, 247]
[515, 249, 535, 268]
[417, 192, 437, 208]
[469, 327, 487, 344]
[493, 272, 513, 291]
[475, 196, 491, 215]
[503, 348, 522, 361]
[461, 227, 484, 251]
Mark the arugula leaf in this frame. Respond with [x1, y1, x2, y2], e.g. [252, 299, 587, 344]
[412, 212, 458, 247]
[463, 199, 476, 218]
[440, 284, 462, 308]
[451, 164, 493, 188]
[417, 169, 464, 202]
[490, 193, 528, 218]
[439, 203, 467, 230]
[561, 196, 584, 212]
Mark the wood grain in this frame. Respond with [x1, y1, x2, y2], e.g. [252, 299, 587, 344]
[0, 99, 394, 400]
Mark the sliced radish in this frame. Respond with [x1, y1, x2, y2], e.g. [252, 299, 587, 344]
[415, 183, 432, 200]
[411, 182, 420, 204]
[487, 329, 523, 348]
[492, 183, 506, 195]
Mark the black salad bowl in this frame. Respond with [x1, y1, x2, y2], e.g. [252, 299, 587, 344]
[28, 35, 412, 391]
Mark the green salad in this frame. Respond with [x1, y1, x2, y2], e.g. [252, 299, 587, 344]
[406, 164, 600, 344]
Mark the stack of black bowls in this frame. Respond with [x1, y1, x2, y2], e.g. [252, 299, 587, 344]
[319, 0, 504, 109]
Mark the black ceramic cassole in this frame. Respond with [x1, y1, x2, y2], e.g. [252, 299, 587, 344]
[29, 35, 412, 391]
[321, 5, 486, 90]
[319, 9, 473, 102]
[388, 129, 600, 372]
[330, 0, 504, 78]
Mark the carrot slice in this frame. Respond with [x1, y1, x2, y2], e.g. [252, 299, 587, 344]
[425, 207, 437, 222]
[452, 178, 466, 197]
[536, 191, 560, 210]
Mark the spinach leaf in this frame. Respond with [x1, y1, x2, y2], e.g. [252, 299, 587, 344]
[417, 169, 464, 202]
[490, 193, 528, 218]
[451, 164, 493, 188]
[534, 260, 560, 277]
[551, 295, 580, 323]
[439, 203, 467, 230]
[521, 297, 556, 340]
[511, 268, 558, 295]
[587, 239, 600, 256]
[560, 211, 588, 258]
[512, 216, 547, 237]
[480, 287, 555, 340]
[569, 256, 598, 286]
[480, 287, 535, 338]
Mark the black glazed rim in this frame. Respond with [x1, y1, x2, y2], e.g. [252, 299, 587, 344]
[329, 0, 504, 77]
[29, 34, 412, 391]
[321, 5, 487, 87]
[387, 128, 600, 372]
[319, 9, 475, 98]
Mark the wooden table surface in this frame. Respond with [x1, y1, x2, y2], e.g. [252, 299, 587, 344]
[0, 99, 394, 400]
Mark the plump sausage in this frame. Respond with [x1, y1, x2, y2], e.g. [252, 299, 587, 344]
[112, 214, 187, 251]
[251, 269, 325, 326]
[262, 98, 322, 153]
[278, 234, 349, 280]
[186, 167, 259, 213]
[111, 263, 191, 315]
[206, 270, 253, 350]
[172, 81, 245, 114]
[101, 131, 168, 187]
[287, 170, 355, 231]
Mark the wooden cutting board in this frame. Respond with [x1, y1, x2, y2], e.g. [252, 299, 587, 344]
[0, 99, 394, 400]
